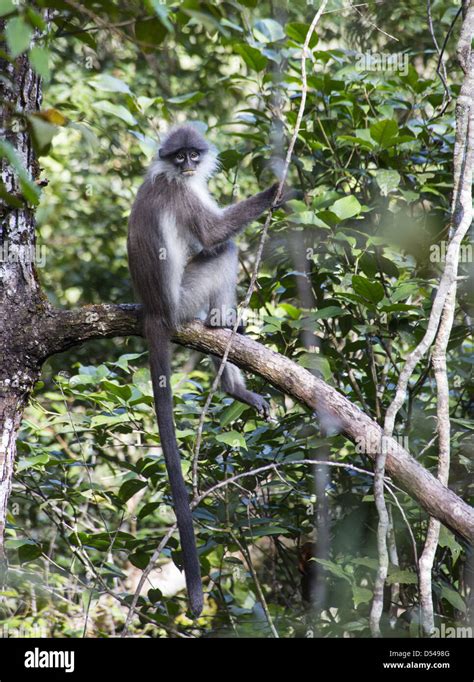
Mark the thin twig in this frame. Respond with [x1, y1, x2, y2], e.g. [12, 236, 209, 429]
[420, 289, 456, 635]
[350, 2, 399, 42]
[230, 530, 279, 638]
[427, 0, 451, 107]
[385, 483, 418, 565]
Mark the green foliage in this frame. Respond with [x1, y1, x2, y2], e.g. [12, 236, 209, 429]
[1, 0, 472, 639]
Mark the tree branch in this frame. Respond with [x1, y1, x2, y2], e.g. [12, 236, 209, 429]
[38, 303, 474, 542]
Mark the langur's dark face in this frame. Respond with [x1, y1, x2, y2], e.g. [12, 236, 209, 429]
[170, 148, 202, 176]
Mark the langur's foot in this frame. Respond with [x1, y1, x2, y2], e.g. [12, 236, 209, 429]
[246, 392, 270, 420]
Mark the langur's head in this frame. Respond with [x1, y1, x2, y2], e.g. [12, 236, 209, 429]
[150, 124, 218, 182]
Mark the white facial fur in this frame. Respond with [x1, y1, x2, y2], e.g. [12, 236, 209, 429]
[148, 147, 220, 184]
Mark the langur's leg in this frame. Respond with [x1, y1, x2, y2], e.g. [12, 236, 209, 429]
[205, 243, 269, 417]
[210, 356, 270, 418]
[178, 255, 218, 324]
[179, 243, 269, 417]
[179, 242, 242, 329]
[204, 241, 243, 332]
[200, 243, 244, 333]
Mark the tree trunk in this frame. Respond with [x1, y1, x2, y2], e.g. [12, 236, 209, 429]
[0, 44, 44, 564]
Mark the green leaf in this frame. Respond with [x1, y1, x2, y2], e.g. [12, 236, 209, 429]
[313, 558, 351, 583]
[352, 585, 372, 608]
[17, 454, 50, 472]
[243, 525, 288, 537]
[147, 587, 163, 604]
[5, 17, 33, 58]
[111, 353, 144, 371]
[29, 46, 50, 80]
[27, 115, 58, 155]
[182, 9, 228, 35]
[90, 74, 131, 94]
[69, 373, 97, 388]
[25, 7, 46, 31]
[18, 541, 43, 564]
[220, 401, 247, 428]
[135, 17, 167, 49]
[130, 131, 158, 159]
[0, 181, 22, 208]
[298, 354, 332, 381]
[215, 431, 247, 450]
[234, 43, 267, 72]
[311, 306, 345, 321]
[254, 19, 285, 43]
[93, 101, 137, 126]
[386, 569, 418, 585]
[90, 414, 129, 427]
[289, 210, 329, 227]
[330, 195, 362, 221]
[150, 0, 174, 32]
[0, 1, 15, 17]
[378, 255, 399, 279]
[370, 119, 398, 148]
[440, 586, 466, 613]
[439, 527, 462, 565]
[0, 140, 40, 205]
[167, 91, 204, 106]
[102, 380, 132, 401]
[138, 502, 162, 521]
[118, 479, 147, 503]
[218, 149, 242, 171]
[352, 275, 384, 304]
[391, 282, 418, 302]
[338, 134, 375, 150]
[279, 303, 301, 319]
[381, 303, 418, 313]
[81, 590, 97, 612]
[358, 252, 377, 278]
[129, 550, 151, 570]
[374, 169, 401, 196]
[285, 22, 318, 48]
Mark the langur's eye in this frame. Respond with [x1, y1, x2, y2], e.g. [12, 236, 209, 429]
[190, 151, 200, 161]
[175, 153, 185, 162]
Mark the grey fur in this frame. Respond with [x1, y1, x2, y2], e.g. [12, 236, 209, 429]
[127, 125, 277, 615]
[158, 123, 210, 158]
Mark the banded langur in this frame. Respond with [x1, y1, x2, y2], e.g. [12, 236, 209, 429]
[127, 124, 283, 616]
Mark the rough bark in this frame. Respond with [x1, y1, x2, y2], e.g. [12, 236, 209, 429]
[0, 45, 44, 564]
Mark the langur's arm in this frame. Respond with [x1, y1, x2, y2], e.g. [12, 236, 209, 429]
[197, 183, 279, 249]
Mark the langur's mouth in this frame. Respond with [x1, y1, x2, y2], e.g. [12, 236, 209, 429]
[181, 170, 196, 176]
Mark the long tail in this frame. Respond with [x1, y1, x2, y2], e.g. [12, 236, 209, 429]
[145, 315, 203, 616]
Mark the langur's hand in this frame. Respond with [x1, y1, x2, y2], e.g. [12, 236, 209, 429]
[270, 183, 303, 209]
